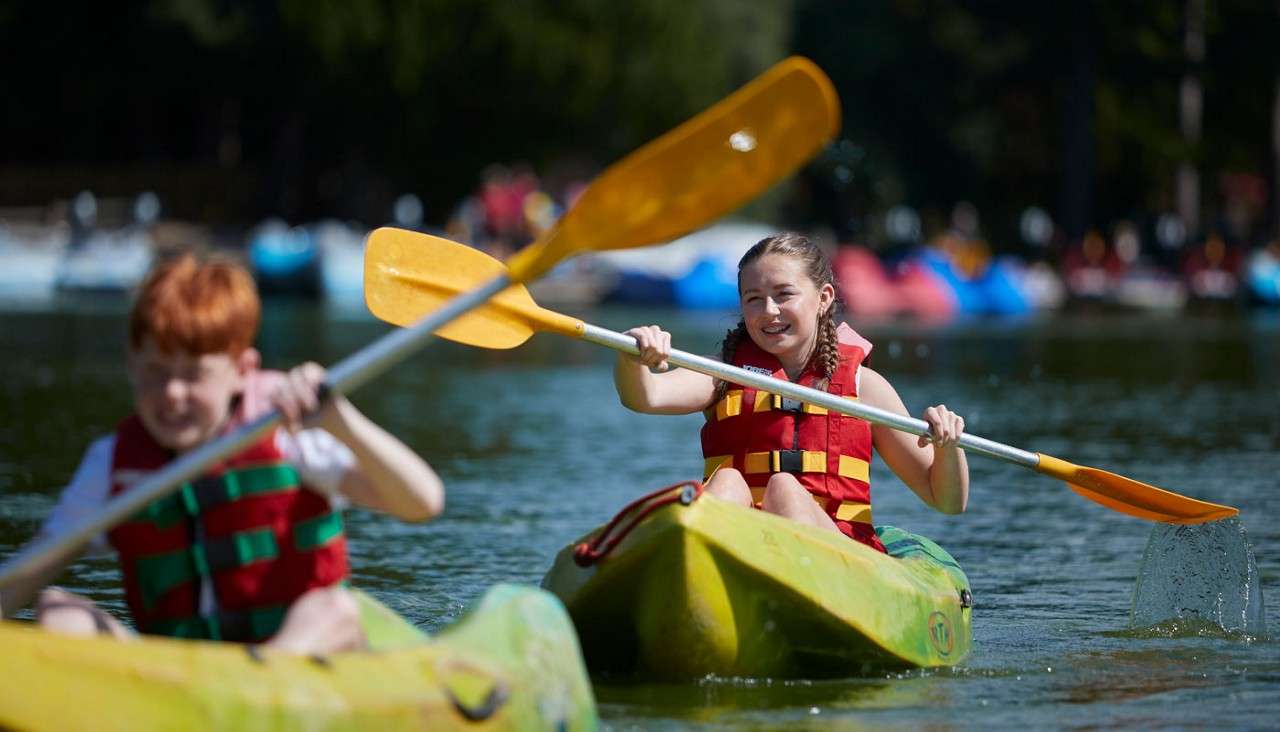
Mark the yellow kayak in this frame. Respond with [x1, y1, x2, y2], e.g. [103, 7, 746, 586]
[543, 489, 972, 679]
[0, 584, 597, 731]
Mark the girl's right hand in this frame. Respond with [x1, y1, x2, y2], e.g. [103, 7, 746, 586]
[623, 325, 672, 372]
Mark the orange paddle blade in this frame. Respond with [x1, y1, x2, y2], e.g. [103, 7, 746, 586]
[1036, 454, 1238, 524]
[506, 56, 840, 282]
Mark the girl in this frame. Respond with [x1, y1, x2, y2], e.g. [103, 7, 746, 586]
[614, 233, 967, 552]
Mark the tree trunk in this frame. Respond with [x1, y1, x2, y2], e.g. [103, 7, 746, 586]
[1273, 73, 1280, 238]
[1178, 0, 1205, 237]
[1060, 2, 1095, 242]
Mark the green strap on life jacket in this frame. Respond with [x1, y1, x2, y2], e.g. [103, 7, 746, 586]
[293, 511, 344, 551]
[135, 464, 302, 530]
[134, 528, 280, 610]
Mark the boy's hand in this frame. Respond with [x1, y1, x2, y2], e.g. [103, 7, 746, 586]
[272, 362, 333, 430]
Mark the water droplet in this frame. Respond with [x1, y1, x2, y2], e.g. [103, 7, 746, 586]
[729, 130, 756, 152]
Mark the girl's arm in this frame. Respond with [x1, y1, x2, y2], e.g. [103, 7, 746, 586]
[858, 367, 969, 514]
[613, 326, 717, 415]
[275, 364, 444, 522]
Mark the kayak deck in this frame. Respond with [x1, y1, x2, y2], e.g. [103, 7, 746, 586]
[543, 492, 972, 679]
[0, 584, 597, 731]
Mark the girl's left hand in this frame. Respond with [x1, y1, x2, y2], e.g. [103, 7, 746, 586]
[918, 404, 965, 449]
[272, 362, 331, 430]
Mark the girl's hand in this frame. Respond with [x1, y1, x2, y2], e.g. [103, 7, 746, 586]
[623, 325, 672, 372]
[918, 404, 965, 450]
[271, 362, 332, 430]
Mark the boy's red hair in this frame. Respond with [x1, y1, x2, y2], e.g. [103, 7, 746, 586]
[129, 253, 260, 356]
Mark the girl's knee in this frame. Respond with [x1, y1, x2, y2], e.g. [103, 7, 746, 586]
[761, 473, 808, 510]
[705, 469, 751, 505]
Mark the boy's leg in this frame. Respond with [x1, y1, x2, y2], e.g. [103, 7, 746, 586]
[703, 468, 753, 506]
[264, 585, 367, 655]
[37, 587, 134, 639]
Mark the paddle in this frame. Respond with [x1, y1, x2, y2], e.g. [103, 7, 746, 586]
[0, 56, 841, 591]
[364, 230, 1239, 525]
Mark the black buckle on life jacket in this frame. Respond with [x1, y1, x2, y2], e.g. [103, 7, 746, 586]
[189, 475, 233, 514]
[776, 449, 804, 473]
[779, 397, 803, 413]
[200, 535, 244, 573]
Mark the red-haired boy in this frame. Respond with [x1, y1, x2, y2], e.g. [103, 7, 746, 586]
[1, 253, 443, 653]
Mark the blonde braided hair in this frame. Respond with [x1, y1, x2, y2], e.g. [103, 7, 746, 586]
[714, 233, 844, 400]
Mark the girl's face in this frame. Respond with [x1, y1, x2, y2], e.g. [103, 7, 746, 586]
[739, 253, 834, 369]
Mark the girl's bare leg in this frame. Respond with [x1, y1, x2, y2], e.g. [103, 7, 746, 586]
[760, 473, 841, 534]
[703, 467, 753, 506]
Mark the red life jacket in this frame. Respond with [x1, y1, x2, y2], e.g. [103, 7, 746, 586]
[700, 332, 886, 553]
[106, 415, 350, 641]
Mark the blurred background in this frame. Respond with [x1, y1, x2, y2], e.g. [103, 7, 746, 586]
[2, 0, 1279, 315]
[3, 7, 1278, 727]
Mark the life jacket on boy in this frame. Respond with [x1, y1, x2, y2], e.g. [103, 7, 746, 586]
[700, 324, 886, 553]
[106, 373, 349, 642]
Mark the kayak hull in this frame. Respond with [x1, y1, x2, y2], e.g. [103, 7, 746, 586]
[0, 584, 597, 731]
[543, 494, 971, 679]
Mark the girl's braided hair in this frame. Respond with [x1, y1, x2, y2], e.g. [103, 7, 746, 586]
[715, 232, 844, 400]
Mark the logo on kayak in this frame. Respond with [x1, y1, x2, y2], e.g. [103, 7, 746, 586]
[928, 611, 954, 657]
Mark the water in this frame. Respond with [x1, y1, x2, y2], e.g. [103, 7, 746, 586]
[2, 298, 1278, 729]
[1131, 517, 1265, 637]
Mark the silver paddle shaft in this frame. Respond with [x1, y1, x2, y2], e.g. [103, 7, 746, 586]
[0, 275, 512, 589]
[582, 323, 1038, 468]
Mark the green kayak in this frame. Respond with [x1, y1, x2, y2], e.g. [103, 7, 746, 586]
[543, 489, 972, 679]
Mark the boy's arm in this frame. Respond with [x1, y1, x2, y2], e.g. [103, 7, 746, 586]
[322, 398, 444, 522]
[274, 362, 443, 522]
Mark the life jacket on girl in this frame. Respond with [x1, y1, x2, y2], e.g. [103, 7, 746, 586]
[700, 324, 886, 553]
[106, 372, 349, 641]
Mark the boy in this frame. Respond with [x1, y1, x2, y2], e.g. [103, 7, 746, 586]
[0, 253, 443, 653]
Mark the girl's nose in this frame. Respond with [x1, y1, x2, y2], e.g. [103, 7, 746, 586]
[764, 297, 781, 315]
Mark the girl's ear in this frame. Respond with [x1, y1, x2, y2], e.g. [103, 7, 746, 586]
[818, 282, 835, 316]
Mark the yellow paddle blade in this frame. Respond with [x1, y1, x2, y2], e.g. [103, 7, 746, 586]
[364, 228, 583, 348]
[1036, 454, 1238, 524]
[506, 56, 840, 282]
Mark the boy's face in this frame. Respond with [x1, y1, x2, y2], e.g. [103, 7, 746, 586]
[127, 339, 259, 452]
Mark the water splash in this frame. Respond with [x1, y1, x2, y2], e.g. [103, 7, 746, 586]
[1129, 517, 1266, 638]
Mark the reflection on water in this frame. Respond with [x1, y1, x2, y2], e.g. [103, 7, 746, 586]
[1, 302, 1278, 729]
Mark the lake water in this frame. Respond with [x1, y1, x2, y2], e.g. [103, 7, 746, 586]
[1, 298, 1277, 730]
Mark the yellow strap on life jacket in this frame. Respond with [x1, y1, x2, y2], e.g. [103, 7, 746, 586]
[744, 450, 827, 474]
[716, 390, 743, 420]
[751, 392, 829, 415]
[746, 486, 873, 524]
[703, 452, 870, 482]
